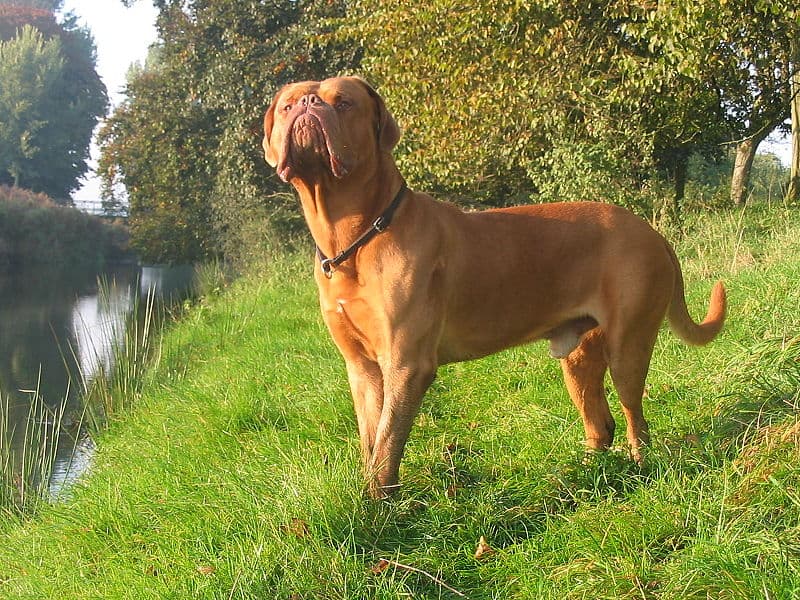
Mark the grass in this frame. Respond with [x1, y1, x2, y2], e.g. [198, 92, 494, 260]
[0, 379, 66, 518]
[1, 204, 799, 598]
[75, 276, 162, 434]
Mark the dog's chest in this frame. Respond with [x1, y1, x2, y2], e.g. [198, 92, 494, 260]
[321, 292, 386, 361]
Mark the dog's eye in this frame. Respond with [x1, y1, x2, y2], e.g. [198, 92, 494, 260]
[282, 102, 294, 112]
[335, 100, 351, 111]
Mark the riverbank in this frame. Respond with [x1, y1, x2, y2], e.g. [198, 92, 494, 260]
[0, 186, 130, 268]
[0, 261, 206, 512]
[1, 206, 799, 598]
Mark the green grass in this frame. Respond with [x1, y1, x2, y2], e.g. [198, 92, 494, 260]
[0, 383, 66, 517]
[1, 205, 800, 598]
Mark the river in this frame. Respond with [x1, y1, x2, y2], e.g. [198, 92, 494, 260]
[0, 263, 195, 497]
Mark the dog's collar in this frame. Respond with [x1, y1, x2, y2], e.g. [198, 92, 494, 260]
[316, 181, 408, 279]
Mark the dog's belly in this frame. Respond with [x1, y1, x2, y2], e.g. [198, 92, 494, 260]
[437, 305, 598, 364]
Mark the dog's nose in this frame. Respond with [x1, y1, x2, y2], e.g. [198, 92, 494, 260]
[300, 93, 322, 108]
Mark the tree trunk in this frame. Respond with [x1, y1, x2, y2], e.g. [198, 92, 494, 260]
[787, 48, 800, 203]
[672, 153, 688, 225]
[730, 135, 765, 206]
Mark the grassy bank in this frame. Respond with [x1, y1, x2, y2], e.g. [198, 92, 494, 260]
[1, 205, 799, 598]
[0, 186, 129, 267]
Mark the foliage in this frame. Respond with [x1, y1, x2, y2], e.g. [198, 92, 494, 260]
[99, 0, 357, 265]
[609, 0, 799, 206]
[0, 185, 130, 267]
[0, 4, 59, 39]
[0, 5, 107, 202]
[0, 26, 63, 190]
[98, 51, 220, 265]
[1, 390, 65, 518]
[4, 1, 63, 10]
[684, 151, 791, 210]
[343, 1, 799, 211]
[340, 1, 733, 209]
[102, 1, 798, 263]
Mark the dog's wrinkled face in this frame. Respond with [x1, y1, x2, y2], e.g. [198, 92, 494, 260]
[263, 77, 400, 183]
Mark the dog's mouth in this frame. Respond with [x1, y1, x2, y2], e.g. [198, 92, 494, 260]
[278, 111, 351, 183]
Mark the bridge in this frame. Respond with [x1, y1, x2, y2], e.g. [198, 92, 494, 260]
[73, 199, 128, 219]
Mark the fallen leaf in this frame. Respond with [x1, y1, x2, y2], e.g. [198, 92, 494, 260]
[474, 536, 494, 560]
[196, 565, 215, 576]
[370, 559, 391, 575]
[281, 517, 310, 538]
[444, 443, 458, 458]
[684, 434, 701, 447]
[446, 484, 458, 499]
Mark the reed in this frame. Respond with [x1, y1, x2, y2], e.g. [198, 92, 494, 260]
[71, 276, 162, 434]
[0, 263, 227, 518]
[0, 375, 66, 516]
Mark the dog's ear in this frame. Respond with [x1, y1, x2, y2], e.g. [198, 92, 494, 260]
[357, 78, 401, 153]
[262, 91, 281, 167]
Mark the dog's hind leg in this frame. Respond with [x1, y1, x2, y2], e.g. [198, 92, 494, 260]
[560, 328, 615, 450]
[605, 324, 660, 463]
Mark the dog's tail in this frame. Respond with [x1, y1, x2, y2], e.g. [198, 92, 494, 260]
[665, 244, 727, 346]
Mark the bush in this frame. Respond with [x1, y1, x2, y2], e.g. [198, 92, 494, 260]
[0, 185, 130, 267]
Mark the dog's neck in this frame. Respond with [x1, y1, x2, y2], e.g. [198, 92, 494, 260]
[292, 164, 404, 262]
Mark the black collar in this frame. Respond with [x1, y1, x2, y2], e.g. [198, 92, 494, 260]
[316, 181, 408, 279]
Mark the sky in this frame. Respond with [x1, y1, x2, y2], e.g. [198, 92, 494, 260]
[761, 131, 792, 167]
[59, 0, 159, 203]
[57, 2, 792, 203]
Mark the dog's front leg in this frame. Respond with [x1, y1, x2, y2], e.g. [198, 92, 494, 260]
[343, 356, 384, 469]
[367, 357, 437, 498]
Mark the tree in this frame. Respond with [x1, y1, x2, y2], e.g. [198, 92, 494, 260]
[101, 0, 356, 264]
[619, 1, 799, 206]
[0, 26, 64, 188]
[346, 1, 800, 212]
[721, 4, 796, 206]
[788, 37, 800, 204]
[98, 49, 219, 263]
[5, 1, 63, 10]
[0, 5, 107, 201]
[342, 1, 732, 213]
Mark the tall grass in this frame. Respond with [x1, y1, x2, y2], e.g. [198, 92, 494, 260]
[1, 273, 178, 516]
[0, 376, 66, 516]
[73, 277, 162, 433]
[0, 263, 226, 518]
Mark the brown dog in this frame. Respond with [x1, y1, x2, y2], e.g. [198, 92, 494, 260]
[262, 76, 726, 498]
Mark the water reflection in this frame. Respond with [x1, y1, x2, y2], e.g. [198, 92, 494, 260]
[71, 277, 133, 383]
[0, 264, 194, 498]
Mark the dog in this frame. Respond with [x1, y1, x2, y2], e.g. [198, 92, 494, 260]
[262, 76, 726, 498]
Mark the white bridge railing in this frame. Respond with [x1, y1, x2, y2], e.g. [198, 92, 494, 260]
[73, 199, 128, 218]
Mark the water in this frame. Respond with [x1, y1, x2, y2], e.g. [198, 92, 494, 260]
[0, 263, 195, 497]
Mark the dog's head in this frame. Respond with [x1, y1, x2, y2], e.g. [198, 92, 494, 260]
[263, 77, 400, 184]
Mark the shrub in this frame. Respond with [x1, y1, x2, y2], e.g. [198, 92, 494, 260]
[0, 185, 130, 267]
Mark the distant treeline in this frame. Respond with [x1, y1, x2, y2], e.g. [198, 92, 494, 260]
[0, 186, 130, 268]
